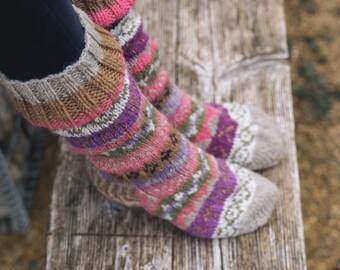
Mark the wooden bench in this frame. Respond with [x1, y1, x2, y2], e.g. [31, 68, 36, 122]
[46, 0, 307, 269]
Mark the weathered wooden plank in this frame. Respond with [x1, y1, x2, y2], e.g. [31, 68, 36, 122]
[172, 235, 222, 270]
[177, 0, 288, 99]
[46, 0, 306, 269]
[61, 235, 173, 270]
[178, 0, 288, 61]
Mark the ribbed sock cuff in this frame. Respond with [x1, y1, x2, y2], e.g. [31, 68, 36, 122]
[0, 7, 126, 129]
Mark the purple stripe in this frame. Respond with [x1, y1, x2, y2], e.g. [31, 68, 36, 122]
[161, 86, 183, 118]
[123, 23, 149, 61]
[185, 159, 237, 238]
[206, 103, 238, 159]
[65, 79, 141, 149]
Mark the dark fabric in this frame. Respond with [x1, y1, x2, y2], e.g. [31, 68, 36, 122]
[0, 0, 85, 81]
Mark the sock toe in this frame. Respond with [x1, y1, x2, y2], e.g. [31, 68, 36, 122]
[224, 103, 285, 170]
[237, 171, 279, 235]
[247, 107, 285, 170]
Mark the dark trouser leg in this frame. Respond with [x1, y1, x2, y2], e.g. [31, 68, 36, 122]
[0, 0, 85, 81]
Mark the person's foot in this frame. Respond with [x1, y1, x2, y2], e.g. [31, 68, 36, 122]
[90, 158, 279, 238]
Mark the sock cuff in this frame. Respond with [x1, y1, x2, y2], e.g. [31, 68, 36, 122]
[73, 0, 136, 27]
[0, 7, 126, 130]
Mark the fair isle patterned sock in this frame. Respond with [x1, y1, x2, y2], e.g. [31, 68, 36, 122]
[111, 10, 285, 171]
[72, 2, 284, 170]
[0, 8, 278, 238]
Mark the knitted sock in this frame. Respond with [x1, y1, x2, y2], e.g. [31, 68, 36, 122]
[72, 1, 285, 170]
[0, 8, 278, 238]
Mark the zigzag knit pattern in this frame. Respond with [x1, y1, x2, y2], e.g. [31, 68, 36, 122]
[0, 8, 278, 238]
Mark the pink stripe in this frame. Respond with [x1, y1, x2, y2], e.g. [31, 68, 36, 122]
[192, 105, 220, 143]
[89, 114, 170, 174]
[169, 94, 193, 128]
[141, 69, 169, 102]
[135, 143, 200, 214]
[130, 41, 158, 75]
[88, 0, 136, 27]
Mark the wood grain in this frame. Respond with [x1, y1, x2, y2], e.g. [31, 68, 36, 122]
[46, 0, 306, 269]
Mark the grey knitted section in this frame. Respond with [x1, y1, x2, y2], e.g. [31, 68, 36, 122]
[237, 172, 279, 235]
[247, 107, 285, 170]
